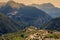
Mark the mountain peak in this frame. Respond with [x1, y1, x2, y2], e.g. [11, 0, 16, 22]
[7, 0, 15, 4]
[6, 0, 25, 9]
[31, 3, 55, 8]
[6, 0, 20, 9]
[40, 3, 55, 7]
[7, 0, 18, 6]
[44, 3, 53, 5]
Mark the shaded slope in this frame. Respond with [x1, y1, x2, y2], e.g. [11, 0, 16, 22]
[10, 6, 52, 28]
[41, 17, 60, 31]
[0, 13, 21, 35]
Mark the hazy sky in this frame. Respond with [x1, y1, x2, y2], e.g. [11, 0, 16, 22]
[0, 0, 60, 8]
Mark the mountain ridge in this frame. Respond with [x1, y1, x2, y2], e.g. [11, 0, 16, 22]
[41, 17, 60, 31]
[31, 3, 60, 18]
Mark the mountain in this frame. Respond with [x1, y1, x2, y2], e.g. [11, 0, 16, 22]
[0, 1, 52, 29]
[6, 0, 25, 9]
[8, 6, 52, 28]
[0, 1, 25, 14]
[41, 17, 60, 31]
[0, 12, 22, 35]
[31, 3, 60, 18]
[8, 6, 51, 28]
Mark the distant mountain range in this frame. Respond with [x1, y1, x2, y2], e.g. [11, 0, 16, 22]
[0, 2, 60, 18]
[31, 3, 60, 18]
[0, 1, 60, 18]
[0, 1, 52, 28]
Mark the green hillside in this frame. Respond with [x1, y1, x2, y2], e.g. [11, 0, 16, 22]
[0, 12, 21, 35]
[0, 26, 60, 40]
[41, 17, 60, 31]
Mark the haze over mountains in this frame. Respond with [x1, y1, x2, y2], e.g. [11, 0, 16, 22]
[0, 0, 60, 35]
[0, 0, 60, 8]
[31, 3, 60, 18]
[0, 1, 60, 18]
